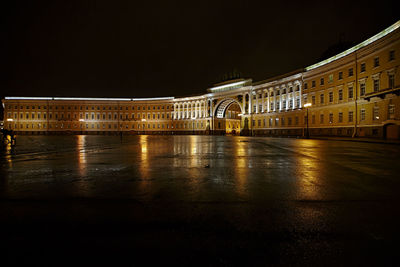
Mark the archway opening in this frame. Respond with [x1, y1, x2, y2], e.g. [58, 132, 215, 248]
[225, 102, 241, 135]
[214, 99, 242, 135]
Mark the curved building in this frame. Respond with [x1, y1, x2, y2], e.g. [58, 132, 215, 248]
[2, 20, 400, 139]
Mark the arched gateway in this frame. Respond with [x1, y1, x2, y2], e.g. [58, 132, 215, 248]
[213, 98, 243, 135]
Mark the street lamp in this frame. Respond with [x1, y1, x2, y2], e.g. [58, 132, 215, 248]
[304, 103, 312, 138]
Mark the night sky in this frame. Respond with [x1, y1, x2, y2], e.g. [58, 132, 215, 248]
[1, 0, 398, 98]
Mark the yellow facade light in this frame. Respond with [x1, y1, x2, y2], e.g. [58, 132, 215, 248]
[304, 103, 312, 108]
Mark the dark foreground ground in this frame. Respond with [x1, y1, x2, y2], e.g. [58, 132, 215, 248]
[1, 135, 400, 266]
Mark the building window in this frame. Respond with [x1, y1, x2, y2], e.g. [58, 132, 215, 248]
[389, 50, 395, 61]
[320, 94, 324, 104]
[388, 74, 395, 89]
[373, 79, 380, 92]
[338, 112, 343, 123]
[348, 86, 354, 99]
[288, 117, 292, 126]
[312, 81, 316, 87]
[329, 113, 333, 123]
[348, 111, 354, 122]
[312, 95, 316, 105]
[361, 109, 366, 121]
[338, 72, 343, 80]
[360, 83, 366, 96]
[360, 63, 366, 73]
[374, 57, 380, 68]
[339, 89, 343, 100]
[311, 114, 315, 124]
[329, 92, 333, 103]
[320, 78, 324, 85]
[373, 106, 379, 120]
[320, 114, 324, 124]
[328, 74, 333, 83]
[348, 68, 353, 77]
[281, 118, 285, 126]
[304, 82, 308, 89]
[388, 104, 395, 119]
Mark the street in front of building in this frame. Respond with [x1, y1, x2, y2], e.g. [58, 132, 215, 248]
[1, 136, 400, 265]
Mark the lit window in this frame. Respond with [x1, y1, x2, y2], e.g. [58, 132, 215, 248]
[388, 104, 395, 119]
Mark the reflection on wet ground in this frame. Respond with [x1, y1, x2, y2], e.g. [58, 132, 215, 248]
[1, 135, 400, 265]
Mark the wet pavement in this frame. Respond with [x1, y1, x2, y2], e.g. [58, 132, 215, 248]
[1, 135, 400, 266]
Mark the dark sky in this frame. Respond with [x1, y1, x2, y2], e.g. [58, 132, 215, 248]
[1, 0, 398, 98]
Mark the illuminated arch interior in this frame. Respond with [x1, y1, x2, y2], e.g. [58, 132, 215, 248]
[215, 99, 242, 118]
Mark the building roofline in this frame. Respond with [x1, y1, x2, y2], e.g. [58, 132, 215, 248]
[3, 96, 175, 102]
[305, 20, 400, 71]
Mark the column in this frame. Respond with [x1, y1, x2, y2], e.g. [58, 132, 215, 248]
[248, 92, 252, 114]
[299, 83, 302, 108]
[242, 94, 246, 115]
[261, 90, 265, 113]
[267, 89, 270, 113]
[255, 92, 259, 113]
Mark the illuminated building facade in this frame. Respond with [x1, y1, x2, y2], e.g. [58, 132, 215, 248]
[2, 21, 400, 139]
